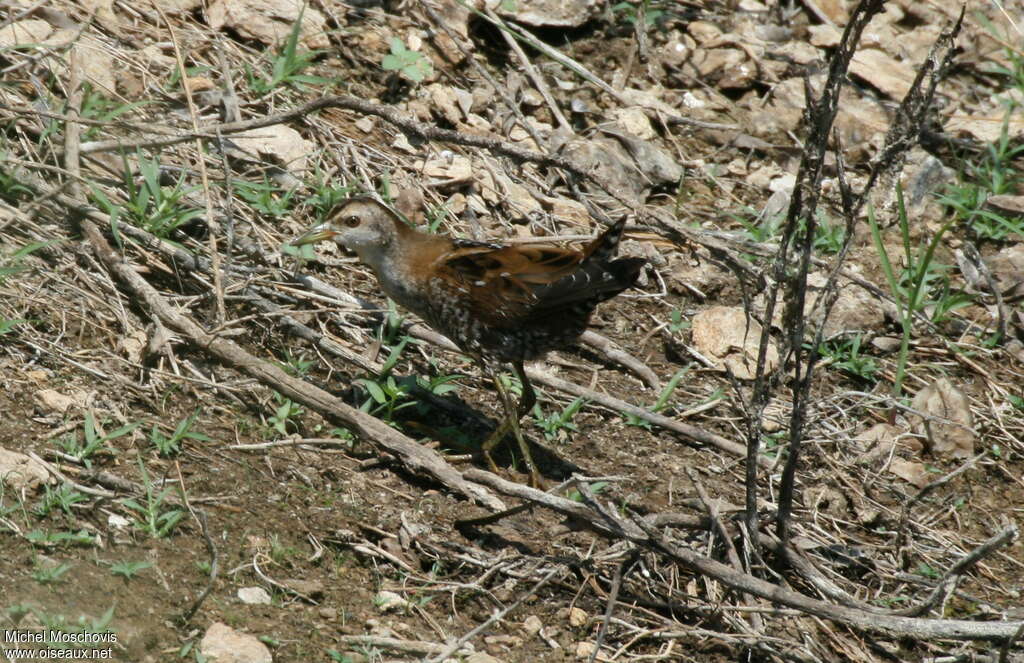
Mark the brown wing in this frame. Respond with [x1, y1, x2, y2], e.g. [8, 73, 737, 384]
[435, 242, 585, 328]
[434, 218, 641, 328]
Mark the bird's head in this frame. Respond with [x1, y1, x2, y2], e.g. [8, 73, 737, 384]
[291, 197, 404, 267]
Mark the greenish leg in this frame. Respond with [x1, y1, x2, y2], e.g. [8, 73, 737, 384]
[481, 362, 541, 488]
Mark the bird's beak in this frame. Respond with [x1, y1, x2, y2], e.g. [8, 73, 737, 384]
[290, 225, 337, 247]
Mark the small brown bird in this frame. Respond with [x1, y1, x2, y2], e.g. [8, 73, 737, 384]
[293, 196, 644, 486]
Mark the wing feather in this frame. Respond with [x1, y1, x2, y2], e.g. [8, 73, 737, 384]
[432, 219, 640, 329]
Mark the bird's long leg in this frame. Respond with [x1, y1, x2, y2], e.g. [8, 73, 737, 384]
[480, 362, 542, 488]
[508, 361, 540, 487]
[513, 361, 537, 416]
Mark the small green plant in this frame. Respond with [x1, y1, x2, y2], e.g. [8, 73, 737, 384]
[22, 604, 115, 645]
[732, 210, 783, 244]
[269, 534, 300, 566]
[266, 392, 305, 437]
[79, 85, 150, 140]
[497, 371, 523, 400]
[815, 334, 878, 383]
[763, 430, 788, 457]
[150, 411, 210, 457]
[352, 302, 423, 424]
[234, 179, 300, 218]
[0, 484, 23, 526]
[985, 37, 1024, 87]
[938, 108, 1024, 241]
[611, 0, 665, 29]
[121, 457, 185, 539]
[667, 307, 688, 333]
[418, 371, 462, 399]
[567, 480, 609, 502]
[625, 368, 688, 429]
[0, 165, 34, 203]
[25, 529, 96, 547]
[34, 484, 88, 518]
[869, 187, 959, 400]
[381, 38, 433, 82]
[305, 175, 356, 219]
[424, 203, 451, 234]
[327, 650, 356, 663]
[532, 397, 587, 442]
[56, 413, 140, 469]
[0, 240, 54, 284]
[32, 559, 72, 585]
[355, 375, 416, 424]
[324, 426, 355, 447]
[6, 603, 31, 624]
[108, 560, 153, 580]
[939, 183, 1024, 242]
[247, 8, 330, 94]
[0, 317, 25, 336]
[922, 279, 972, 325]
[812, 212, 846, 254]
[279, 351, 315, 377]
[90, 152, 203, 239]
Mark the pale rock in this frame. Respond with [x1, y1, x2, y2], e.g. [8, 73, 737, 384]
[575, 641, 597, 658]
[0, 448, 54, 493]
[374, 590, 409, 613]
[199, 622, 272, 663]
[610, 107, 655, 140]
[497, 0, 602, 28]
[34, 389, 89, 414]
[237, 587, 272, 605]
[521, 615, 543, 636]
[208, 0, 329, 49]
[230, 124, 314, 178]
[690, 306, 778, 380]
[909, 378, 975, 459]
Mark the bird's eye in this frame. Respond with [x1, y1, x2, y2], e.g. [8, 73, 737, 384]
[343, 215, 360, 228]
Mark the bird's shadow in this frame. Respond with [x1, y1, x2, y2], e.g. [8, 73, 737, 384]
[350, 374, 585, 482]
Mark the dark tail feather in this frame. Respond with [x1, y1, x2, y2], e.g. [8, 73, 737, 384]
[592, 257, 644, 302]
[608, 256, 645, 288]
[582, 217, 628, 262]
[529, 256, 645, 316]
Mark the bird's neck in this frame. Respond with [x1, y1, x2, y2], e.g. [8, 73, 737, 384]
[364, 226, 449, 315]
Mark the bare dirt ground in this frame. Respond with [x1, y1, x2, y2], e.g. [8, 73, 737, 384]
[1, 1, 1023, 662]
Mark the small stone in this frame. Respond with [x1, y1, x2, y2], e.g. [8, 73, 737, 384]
[575, 641, 597, 658]
[871, 336, 902, 352]
[465, 654, 503, 663]
[567, 607, 587, 627]
[484, 634, 521, 647]
[199, 622, 272, 663]
[522, 615, 543, 636]
[0, 448, 53, 493]
[33, 388, 89, 414]
[373, 590, 409, 613]
[237, 587, 272, 605]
